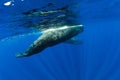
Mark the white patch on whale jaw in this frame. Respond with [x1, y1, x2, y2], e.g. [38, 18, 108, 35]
[42, 24, 83, 33]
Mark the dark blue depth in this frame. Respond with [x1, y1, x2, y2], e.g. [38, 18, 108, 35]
[0, 0, 120, 80]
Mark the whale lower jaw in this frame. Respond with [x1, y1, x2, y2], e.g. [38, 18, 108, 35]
[16, 52, 28, 58]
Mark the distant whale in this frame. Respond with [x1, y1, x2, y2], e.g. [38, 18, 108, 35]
[16, 24, 83, 58]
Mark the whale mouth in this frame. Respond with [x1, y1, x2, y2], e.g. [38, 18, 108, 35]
[42, 24, 84, 33]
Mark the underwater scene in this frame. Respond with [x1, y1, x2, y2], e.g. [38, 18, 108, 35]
[0, 0, 120, 80]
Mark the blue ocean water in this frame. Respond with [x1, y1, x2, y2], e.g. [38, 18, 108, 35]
[0, 0, 120, 80]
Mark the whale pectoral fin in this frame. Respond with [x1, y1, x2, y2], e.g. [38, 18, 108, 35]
[65, 37, 82, 45]
[16, 52, 28, 58]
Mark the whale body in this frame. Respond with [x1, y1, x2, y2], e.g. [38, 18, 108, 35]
[16, 24, 83, 58]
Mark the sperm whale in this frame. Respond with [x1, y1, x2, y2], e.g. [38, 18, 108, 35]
[16, 24, 83, 58]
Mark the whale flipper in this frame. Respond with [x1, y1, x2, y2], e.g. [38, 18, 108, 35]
[65, 37, 82, 45]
